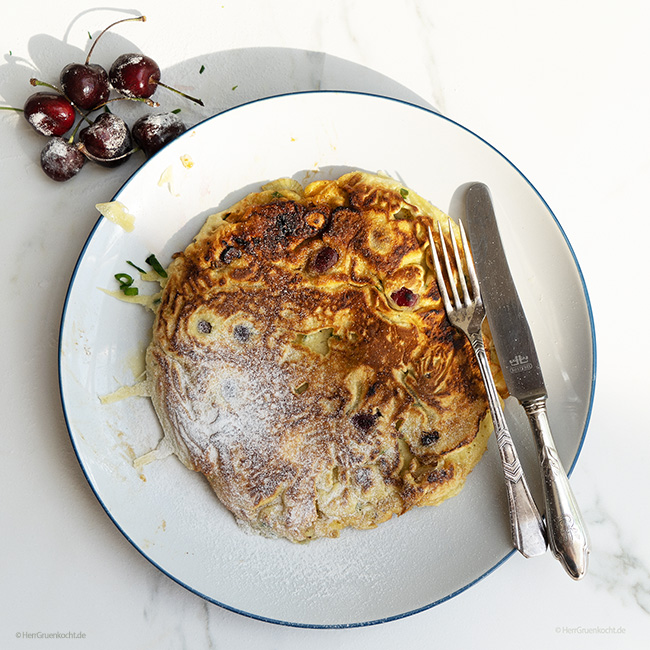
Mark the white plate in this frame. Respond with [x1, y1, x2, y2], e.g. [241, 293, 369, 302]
[58, 91, 595, 628]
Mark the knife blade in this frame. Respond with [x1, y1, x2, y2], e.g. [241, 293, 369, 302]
[463, 182, 589, 580]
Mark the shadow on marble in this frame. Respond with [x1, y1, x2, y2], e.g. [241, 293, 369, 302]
[1, 26, 438, 151]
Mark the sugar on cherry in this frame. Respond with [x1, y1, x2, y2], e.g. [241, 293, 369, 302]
[40, 137, 86, 182]
[131, 112, 186, 156]
[60, 16, 146, 110]
[22, 91, 76, 137]
[110, 53, 204, 106]
[78, 112, 134, 167]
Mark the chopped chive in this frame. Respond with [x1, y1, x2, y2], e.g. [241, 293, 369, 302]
[88, 32, 92, 40]
[399, 188, 409, 198]
[272, 191, 283, 198]
[199, 64, 205, 74]
[231, 85, 238, 91]
[146, 254, 168, 278]
[115, 272, 139, 295]
[127, 260, 146, 273]
[171, 108, 181, 114]
[115, 273, 134, 287]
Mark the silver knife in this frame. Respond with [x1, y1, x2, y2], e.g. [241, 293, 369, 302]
[463, 182, 589, 580]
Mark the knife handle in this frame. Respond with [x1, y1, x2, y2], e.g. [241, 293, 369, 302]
[523, 397, 590, 579]
[469, 335, 547, 559]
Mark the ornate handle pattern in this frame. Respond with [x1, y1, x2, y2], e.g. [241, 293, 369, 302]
[469, 333, 547, 558]
[523, 397, 589, 579]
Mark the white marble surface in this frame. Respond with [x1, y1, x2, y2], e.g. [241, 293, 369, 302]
[1, 0, 649, 647]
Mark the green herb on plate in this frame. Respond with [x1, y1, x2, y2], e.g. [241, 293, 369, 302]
[115, 273, 138, 296]
[127, 260, 146, 274]
[146, 254, 168, 278]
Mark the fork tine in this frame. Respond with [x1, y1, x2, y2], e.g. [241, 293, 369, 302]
[447, 218, 471, 307]
[427, 225, 453, 314]
[437, 221, 462, 309]
[459, 219, 481, 301]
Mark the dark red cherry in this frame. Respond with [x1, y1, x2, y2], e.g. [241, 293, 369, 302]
[78, 113, 133, 167]
[40, 137, 85, 181]
[23, 92, 76, 137]
[351, 412, 378, 432]
[391, 286, 418, 307]
[310, 246, 339, 273]
[233, 324, 252, 343]
[110, 53, 204, 105]
[131, 112, 186, 156]
[110, 53, 160, 99]
[60, 63, 110, 110]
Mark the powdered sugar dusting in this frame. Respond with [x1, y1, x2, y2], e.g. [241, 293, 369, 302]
[28, 111, 55, 135]
[102, 117, 129, 156]
[43, 136, 72, 159]
[144, 112, 181, 132]
[156, 315, 319, 530]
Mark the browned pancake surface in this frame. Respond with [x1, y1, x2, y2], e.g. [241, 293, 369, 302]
[146, 172, 505, 541]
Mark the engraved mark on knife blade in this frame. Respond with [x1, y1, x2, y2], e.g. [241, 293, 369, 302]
[508, 354, 533, 374]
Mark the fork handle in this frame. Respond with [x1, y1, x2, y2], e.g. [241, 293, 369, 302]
[523, 397, 589, 579]
[469, 334, 548, 558]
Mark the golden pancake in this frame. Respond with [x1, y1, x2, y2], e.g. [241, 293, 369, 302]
[145, 171, 506, 542]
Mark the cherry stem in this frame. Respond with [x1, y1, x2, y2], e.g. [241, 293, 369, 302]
[154, 79, 204, 106]
[91, 96, 160, 111]
[0, 106, 23, 112]
[68, 116, 86, 143]
[85, 15, 146, 64]
[30, 78, 63, 93]
[77, 142, 139, 163]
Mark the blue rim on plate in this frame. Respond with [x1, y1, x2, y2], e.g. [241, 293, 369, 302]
[58, 90, 596, 628]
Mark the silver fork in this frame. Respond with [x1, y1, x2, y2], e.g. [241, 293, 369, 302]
[428, 219, 547, 558]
